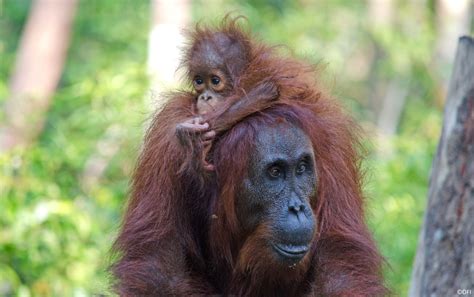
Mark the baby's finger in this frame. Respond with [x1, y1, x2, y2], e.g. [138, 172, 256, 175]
[203, 162, 215, 171]
[192, 117, 205, 124]
[179, 122, 209, 131]
[202, 140, 212, 147]
[202, 130, 216, 140]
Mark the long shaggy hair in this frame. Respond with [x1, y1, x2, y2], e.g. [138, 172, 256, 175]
[111, 17, 387, 297]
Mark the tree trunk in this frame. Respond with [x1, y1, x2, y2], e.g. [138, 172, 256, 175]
[0, 0, 78, 151]
[409, 36, 474, 297]
[434, 0, 471, 96]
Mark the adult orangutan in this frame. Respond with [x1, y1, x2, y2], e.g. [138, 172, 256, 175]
[111, 19, 387, 297]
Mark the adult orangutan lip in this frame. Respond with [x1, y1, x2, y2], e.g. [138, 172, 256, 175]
[272, 243, 309, 259]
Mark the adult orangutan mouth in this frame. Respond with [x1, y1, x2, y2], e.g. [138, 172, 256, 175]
[272, 242, 309, 260]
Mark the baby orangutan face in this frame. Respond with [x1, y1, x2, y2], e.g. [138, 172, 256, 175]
[193, 68, 229, 115]
[187, 31, 248, 115]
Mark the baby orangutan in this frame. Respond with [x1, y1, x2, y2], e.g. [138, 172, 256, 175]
[175, 23, 253, 171]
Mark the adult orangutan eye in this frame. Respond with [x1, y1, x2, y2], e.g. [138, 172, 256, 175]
[211, 76, 220, 85]
[296, 162, 307, 174]
[268, 165, 282, 178]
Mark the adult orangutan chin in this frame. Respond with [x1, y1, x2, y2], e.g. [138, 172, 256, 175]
[111, 19, 387, 297]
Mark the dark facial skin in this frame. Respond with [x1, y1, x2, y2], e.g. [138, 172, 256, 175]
[193, 68, 228, 115]
[237, 124, 317, 264]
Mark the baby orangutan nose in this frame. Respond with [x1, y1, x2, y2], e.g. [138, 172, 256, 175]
[198, 93, 213, 101]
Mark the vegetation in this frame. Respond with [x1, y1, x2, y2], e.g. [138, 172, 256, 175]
[1, 0, 459, 295]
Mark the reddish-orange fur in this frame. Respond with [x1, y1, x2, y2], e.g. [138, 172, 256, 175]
[112, 18, 387, 296]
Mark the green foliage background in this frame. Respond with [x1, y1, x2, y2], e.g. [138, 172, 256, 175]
[1, 0, 461, 296]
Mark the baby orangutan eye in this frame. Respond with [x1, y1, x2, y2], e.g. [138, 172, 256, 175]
[195, 77, 204, 85]
[211, 76, 221, 85]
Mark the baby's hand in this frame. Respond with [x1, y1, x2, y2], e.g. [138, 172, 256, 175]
[175, 117, 216, 171]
